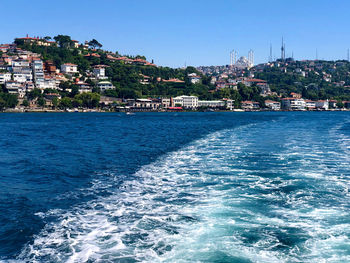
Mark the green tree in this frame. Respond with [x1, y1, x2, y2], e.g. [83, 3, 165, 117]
[22, 99, 29, 107]
[88, 39, 102, 49]
[27, 88, 42, 100]
[0, 97, 6, 111]
[59, 97, 72, 109]
[74, 92, 100, 108]
[37, 97, 46, 107]
[0, 93, 18, 108]
[52, 97, 59, 108]
[54, 35, 73, 48]
[336, 101, 344, 108]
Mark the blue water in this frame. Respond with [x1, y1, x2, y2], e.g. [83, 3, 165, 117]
[0, 112, 349, 262]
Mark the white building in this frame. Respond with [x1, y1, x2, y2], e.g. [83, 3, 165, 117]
[38, 78, 59, 90]
[132, 99, 161, 110]
[161, 98, 171, 108]
[97, 81, 115, 92]
[188, 73, 201, 84]
[13, 73, 32, 83]
[198, 100, 225, 108]
[305, 100, 316, 110]
[281, 98, 306, 110]
[315, 100, 329, 110]
[5, 81, 26, 98]
[0, 73, 11, 84]
[241, 101, 260, 110]
[78, 86, 93, 93]
[93, 65, 108, 79]
[173, 95, 198, 109]
[12, 59, 30, 68]
[265, 100, 281, 110]
[25, 81, 35, 92]
[61, 63, 78, 74]
[32, 59, 44, 86]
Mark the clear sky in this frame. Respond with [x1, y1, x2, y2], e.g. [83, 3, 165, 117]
[1, 0, 349, 67]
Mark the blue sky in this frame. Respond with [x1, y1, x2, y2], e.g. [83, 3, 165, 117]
[1, 0, 349, 67]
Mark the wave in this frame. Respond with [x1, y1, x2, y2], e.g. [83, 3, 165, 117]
[11, 118, 350, 263]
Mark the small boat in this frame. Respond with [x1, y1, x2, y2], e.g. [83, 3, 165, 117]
[126, 112, 135, 115]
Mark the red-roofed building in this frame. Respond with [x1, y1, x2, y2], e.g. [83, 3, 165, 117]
[241, 101, 260, 110]
[72, 40, 79, 48]
[242, 79, 267, 87]
[162, 78, 185, 84]
[290, 92, 302, 99]
[84, 53, 101, 58]
[265, 100, 281, 110]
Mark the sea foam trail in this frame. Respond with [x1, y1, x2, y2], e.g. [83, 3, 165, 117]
[16, 119, 350, 263]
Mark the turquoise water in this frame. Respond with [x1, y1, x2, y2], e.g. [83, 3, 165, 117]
[0, 112, 349, 262]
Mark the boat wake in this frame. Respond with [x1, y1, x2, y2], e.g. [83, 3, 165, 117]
[14, 119, 350, 262]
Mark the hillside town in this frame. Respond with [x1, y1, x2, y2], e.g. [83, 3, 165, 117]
[0, 35, 350, 112]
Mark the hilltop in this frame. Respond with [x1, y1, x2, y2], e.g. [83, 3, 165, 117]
[0, 35, 350, 111]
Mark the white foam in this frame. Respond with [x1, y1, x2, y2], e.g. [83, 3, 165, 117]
[14, 119, 350, 263]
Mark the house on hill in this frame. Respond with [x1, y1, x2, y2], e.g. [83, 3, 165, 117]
[61, 63, 78, 74]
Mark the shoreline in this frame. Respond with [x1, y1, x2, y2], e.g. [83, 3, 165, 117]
[1, 109, 349, 113]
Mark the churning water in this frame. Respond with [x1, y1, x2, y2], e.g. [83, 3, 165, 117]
[0, 112, 349, 262]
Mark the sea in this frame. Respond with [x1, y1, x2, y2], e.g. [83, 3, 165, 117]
[0, 112, 349, 263]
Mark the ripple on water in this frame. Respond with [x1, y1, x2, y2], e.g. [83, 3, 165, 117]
[14, 117, 350, 263]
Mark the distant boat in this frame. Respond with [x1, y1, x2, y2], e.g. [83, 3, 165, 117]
[126, 112, 135, 115]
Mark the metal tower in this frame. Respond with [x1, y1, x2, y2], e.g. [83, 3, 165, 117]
[281, 37, 285, 61]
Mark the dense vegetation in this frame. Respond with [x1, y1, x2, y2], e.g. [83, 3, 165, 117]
[14, 36, 221, 101]
[0, 85, 18, 110]
[255, 60, 350, 101]
[5, 35, 350, 111]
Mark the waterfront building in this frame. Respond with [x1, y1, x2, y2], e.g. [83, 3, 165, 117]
[198, 100, 225, 108]
[161, 98, 171, 108]
[173, 95, 198, 109]
[241, 101, 260, 110]
[305, 100, 316, 110]
[127, 99, 161, 111]
[281, 98, 306, 110]
[315, 100, 329, 110]
[329, 100, 337, 108]
[265, 100, 281, 110]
